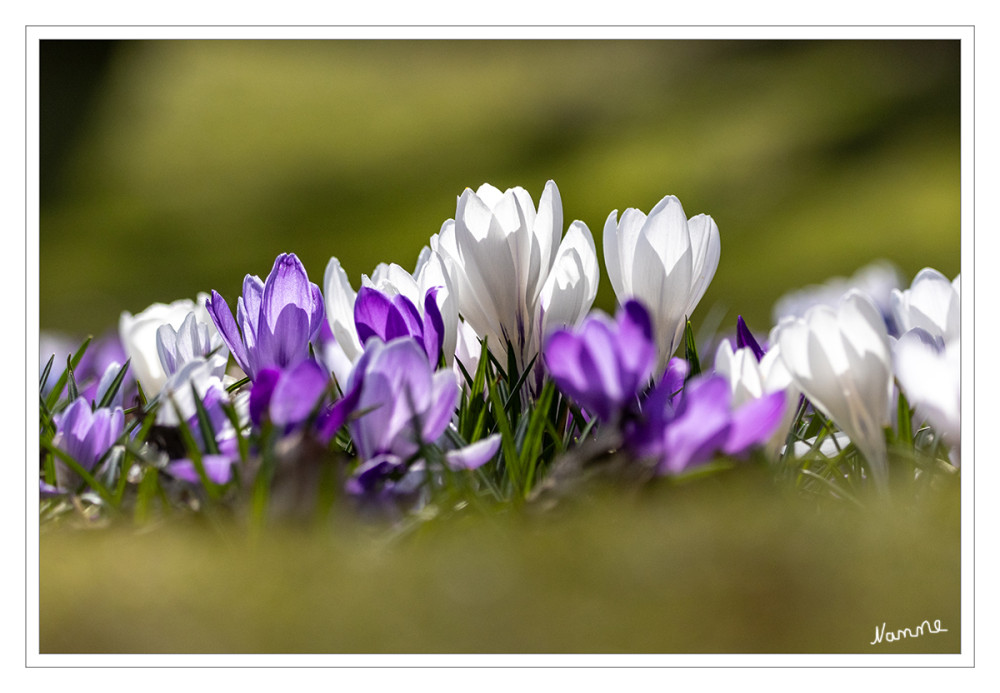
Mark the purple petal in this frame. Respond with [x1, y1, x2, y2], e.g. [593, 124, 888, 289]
[445, 434, 501, 470]
[308, 282, 326, 339]
[240, 274, 264, 336]
[167, 454, 234, 485]
[575, 323, 623, 422]
[261, 253, 313, 334]
[249, 368, 281, 426]
[545, 330, 589, 394]
[660, 376, 732, 474]
[206, 291, 250, 375]
[260, 303, 311, 371]
[269, 360, 330, 427]
[391, 293, 424, 338]
[421, 287, 445, 364]
[724, 390, 786, 456]
[354, 287, 410, 345]
[618, 299, 657, 383]
[315, 371, 364, 443]
[736, 315, 766, 362]
[660, 357, 689, 404]
[420, 371, 460, 444]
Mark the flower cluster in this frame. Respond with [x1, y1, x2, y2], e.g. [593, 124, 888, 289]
[39, 180, 961, 521]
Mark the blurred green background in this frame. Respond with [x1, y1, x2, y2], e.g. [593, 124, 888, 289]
[38, 39, 963, 655]
[39, 39, 960, 336]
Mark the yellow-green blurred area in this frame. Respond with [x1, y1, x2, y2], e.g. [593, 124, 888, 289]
[40, 469, 960, 654]
[39, 39, 960, 335]
[38, 39, 963, 656]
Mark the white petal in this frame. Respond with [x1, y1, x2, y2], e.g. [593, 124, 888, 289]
[538, 221, 599, 337]
[455, 189, 520, 349]
[614, 207, 648, 297]
[684, 214, 721, 319]
[641, 195, 690, 272]
[533, 180, 563, 276]
[323, 257, 362, 360]
[602, 209, 625, 301]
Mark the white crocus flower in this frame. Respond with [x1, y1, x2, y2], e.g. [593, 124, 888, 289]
[603, 194, 720, 372]
[119, 294, 225, 397]
[714, 340, 798, 458]
[774, 290, 893, 491]
[893, 329, 961, 463]
[771, 260, 902, 325]
[432, 180, 598, 370]
[890, 267, 960, 344]
[322, 249, 459, 386]
[156, 312, 227, 381]
[156, 358, 228, 427]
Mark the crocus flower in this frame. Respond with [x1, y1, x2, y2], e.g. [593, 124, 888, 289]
[603, 194, 720, 372]
[774, 290, 892, 490]
[159, 370, 240, 485]
[432, 180, 599, 370]
[322, 250, 457, 386]
[772, 260, 902, 332]
[48, 397, 124, 492]
[41, 330, 133, 403]
[627, 372, 785, 475]
[890, 267, 960, 344]
[714, 335, 792, 409]
[354, 286, 444, 365]
[206, 253, 324, 381]
[714, 319, 797, 458]
[156, 312, 227, 381]
[349, 338, 459, 463]
[345, 337, 499, 496]
[893, 328, 960, 462]
[544, 299, 657, 424]
[120, 294, 224, 397]
[248, 359, 360, 443]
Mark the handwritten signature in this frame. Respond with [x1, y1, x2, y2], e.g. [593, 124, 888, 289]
[871, 619, 948, 645]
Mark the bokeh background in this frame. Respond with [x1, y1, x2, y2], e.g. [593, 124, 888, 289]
[38, 39, 963, 655]
[39, 39, 960, 338]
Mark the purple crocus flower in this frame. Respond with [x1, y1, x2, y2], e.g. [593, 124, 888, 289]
[46, 397, 124, 493]
[345, 337, 499, 497]
[544, 299, 657, 424]
[205, 253, 324, 380]
[353, 285, 445, 365]
[248, 359, 360, 442]
[349, 337, 458, 463]
[627, 372, 785, 475]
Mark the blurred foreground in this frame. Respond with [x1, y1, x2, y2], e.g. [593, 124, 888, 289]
[40, 467, 960, 654]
